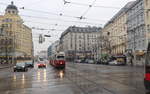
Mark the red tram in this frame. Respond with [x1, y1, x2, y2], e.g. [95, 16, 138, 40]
[144, 42, 150, 90]
[49, 52, 65, 68]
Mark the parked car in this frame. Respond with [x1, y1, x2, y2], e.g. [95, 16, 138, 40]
[95, 60, 102, 64]
[112, 55, 126, 65]
[86, 59, 95, 64]
[109, 60, 118, 65]
[26, 61, 34, 68]
[75, 59, 82, 63]
[14, 62, 28, 72]
[80, 59, 86, 63]
[101, 59, 109, 65]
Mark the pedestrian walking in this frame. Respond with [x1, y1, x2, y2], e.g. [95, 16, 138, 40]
[130, 54, 134, 66]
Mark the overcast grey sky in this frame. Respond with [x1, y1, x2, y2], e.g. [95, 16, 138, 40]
[0, 0, 133, 55]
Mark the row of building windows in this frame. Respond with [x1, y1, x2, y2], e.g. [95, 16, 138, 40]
[127, 13, 144, 29]
[128, 39, 146, 50]
[128, 26, 145, 41]
[128, 1, 143, 16]
[0, 39, 13, 45]
[2, 18, 12, 22]
[7, 10, 17, 14]
[0, 47, 13, 52]
[70, 28, 99, 32]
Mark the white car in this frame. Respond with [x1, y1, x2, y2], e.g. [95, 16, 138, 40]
[87, 60, 95, 64]
[109, 60, 118, 65]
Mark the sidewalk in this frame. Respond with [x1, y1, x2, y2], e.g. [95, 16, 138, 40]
[0, 64, 13, 69]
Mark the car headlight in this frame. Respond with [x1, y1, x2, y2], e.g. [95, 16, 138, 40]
[22, 66, 25, 67]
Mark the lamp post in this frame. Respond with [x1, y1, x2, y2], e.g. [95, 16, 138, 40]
[12, 34, 16, 65]
[5, 37, 8, 64]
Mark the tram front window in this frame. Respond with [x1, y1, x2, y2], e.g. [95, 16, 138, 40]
[57, 56, 64, 59]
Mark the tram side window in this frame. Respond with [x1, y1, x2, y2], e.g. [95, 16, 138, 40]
[146, 42, 150, 65]
[145, 51, 150, 73]
[146, 51, 150, 66]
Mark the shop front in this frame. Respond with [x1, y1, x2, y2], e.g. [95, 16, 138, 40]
[135, 50, 146, 66]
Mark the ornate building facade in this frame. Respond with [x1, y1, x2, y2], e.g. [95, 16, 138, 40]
[0, 2, 33, 63]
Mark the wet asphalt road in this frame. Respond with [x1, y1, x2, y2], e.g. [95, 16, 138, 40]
[0, 62, 149, 94]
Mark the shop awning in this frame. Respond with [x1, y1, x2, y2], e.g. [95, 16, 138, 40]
[135, 51, 145, 56]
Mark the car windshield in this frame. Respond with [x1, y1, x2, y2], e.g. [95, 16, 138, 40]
[26, 62, 32, 64]
[38, 61, 45, 64]
[1, 0, 148, 93]
[39, 58, 44, 61]
[16, 63, 25, 66]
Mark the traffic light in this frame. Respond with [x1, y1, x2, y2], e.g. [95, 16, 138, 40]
[39, 34, 45, 44]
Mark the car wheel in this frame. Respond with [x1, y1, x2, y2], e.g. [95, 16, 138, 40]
[14, 70, 16, 72]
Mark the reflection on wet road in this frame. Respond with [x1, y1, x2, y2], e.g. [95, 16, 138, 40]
[0, 62, 149, 94]
[0, 64, 80, 94]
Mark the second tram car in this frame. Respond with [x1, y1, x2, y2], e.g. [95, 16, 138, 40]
[49, 52, 65, 68]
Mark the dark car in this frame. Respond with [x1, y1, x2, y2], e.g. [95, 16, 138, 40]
[80, 59, 86, 63]
[101, 59, 109, 65]
[26, 61, 34, 68]
[14, 62, 28, 72]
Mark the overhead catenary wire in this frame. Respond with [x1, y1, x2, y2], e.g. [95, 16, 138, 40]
[0, 11, 103, 26]
[24, 20, 70, 27]
[80, 0, 97, 18]
[63, 0, 121, 9]
[19, 7, 107, 22]
[31, 27, 65, 31]
[0, 11, 101, 32]
[23, 0, 44, 7]
[0, 2, 107, 22]
[0, 2, 115, 22]
[20, 14, 103, 25]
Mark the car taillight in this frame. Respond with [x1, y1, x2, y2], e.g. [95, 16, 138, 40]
[145, 73, 150, 81]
